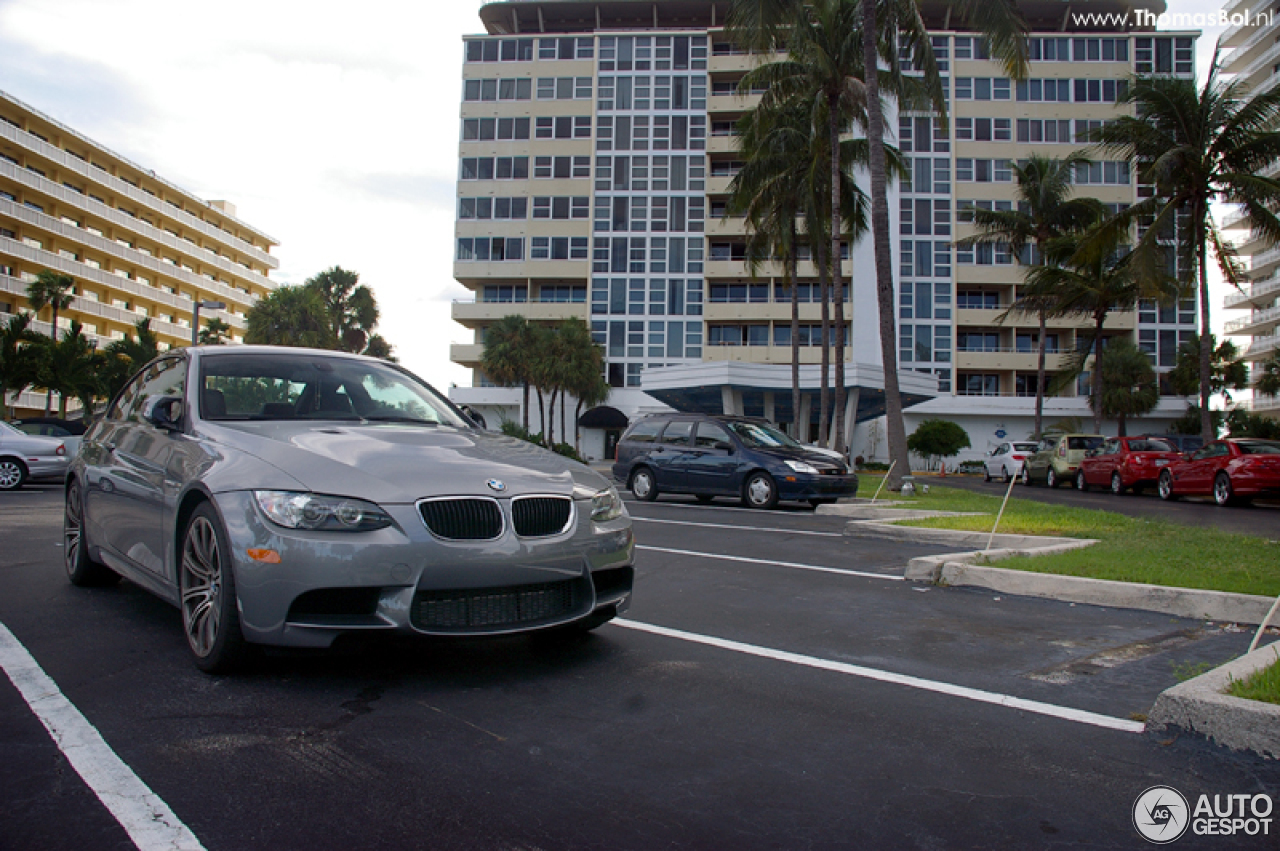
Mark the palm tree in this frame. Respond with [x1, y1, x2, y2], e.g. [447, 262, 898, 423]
[1019, 227, 1162, 433]
[1092, 338, 1159, 436]
[245, 285, 333, 349]
[0, 313, 40, 418]
[480, 314, 537, 431]
[197, 317, 233, 346]
[305, 266, 380, 354]
[1093, 53, 1280, 441]
[103, 318, 162, 401]
[26, 270, 77, 414]
[1254, 351, 1280, 400]
[39, 322, 104, 418]
[1167, 333, 1249, 407]
[956, 155, 1104, 436]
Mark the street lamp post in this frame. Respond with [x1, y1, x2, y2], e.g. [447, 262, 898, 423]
[192, 300, 226, 346]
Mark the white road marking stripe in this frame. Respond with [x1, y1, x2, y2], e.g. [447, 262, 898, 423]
[638, 544, 904, 581]
[0, 622, 206, 851]
[614, 619, 1146, 734]
[632, 516, 844, 537]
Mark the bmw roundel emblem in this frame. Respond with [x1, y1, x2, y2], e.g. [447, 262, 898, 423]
[487, 479, 506, 492]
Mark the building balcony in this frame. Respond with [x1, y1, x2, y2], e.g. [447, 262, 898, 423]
[954, 307, 1135, 331]
[450, 343, 485, 368]
[1252, 244, 1280, 274]
[1249, 394, 1280, 413]
[703, 301, 829, 322]
[1244, 334, 1280, 359]
[702, 344, 827, 365]
[707, 93, 761, 115]
[451, 299, 589, 328]
[953, 349, 1075, 372]
[708, 53, 758, 74]
[704, 216, 748, 237]
[706, 175, 737, 195]
[705, 135, 740, 155]
[1225, 304, 1280, 336]
[1225, 276, 1280, 310]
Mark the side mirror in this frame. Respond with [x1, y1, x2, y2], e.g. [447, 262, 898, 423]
[144, 396, 184, 431]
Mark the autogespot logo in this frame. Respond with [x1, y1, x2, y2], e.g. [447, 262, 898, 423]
[1134, 786, 1190, 844]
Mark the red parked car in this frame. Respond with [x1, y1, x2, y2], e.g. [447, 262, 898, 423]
[1157, 439, 1280, 506]
[1075, 436, 1184, 495]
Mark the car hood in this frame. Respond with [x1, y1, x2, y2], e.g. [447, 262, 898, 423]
[202, 422, 607, 503]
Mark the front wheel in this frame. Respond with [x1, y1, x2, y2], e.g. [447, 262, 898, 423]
[1046, 468, 1060, 489]
[629, 468, 658, 502]
[742, 472, 778, 510]
[1021, 466, 1032, 486]
[1075, 470, 1088, 492]
[180, 503, 250, 673]
[1157, 470, 1179, 501]
[1213, 473, 1236, 507]
[0, 458, 28, 491]
[64, 480, 119, 587]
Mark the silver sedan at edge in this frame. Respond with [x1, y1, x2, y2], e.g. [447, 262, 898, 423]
[63, 345, 635, 672]
[0, 420, 70, 490]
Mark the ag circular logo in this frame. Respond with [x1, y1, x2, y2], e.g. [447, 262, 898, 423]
[486, 479, 506, 492]
[1134, 785, 1190, 844]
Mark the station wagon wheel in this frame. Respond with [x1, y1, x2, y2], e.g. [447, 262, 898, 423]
[743, 472, 778, 510]
[1157, 470, 1178, 501]
[0, 457, 27, 491]
[1046, 468, 1059, 488]
[180, 503, 249, 673]
[629, 467, 658, 502]
[1110, 472, 1126, 495]
[1213, 473, 1235, 507]
[1075, 470, 1088, 492]
[1021, 466, 1031, 486]
[64, 479, 119, 586]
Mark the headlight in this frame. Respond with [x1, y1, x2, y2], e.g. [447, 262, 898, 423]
[254, 491, 393, 532]
[575, 483, 624, 522]
[785, 459, 819, 475]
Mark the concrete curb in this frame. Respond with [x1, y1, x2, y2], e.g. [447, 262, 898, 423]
[1147, 643, 1280, 760]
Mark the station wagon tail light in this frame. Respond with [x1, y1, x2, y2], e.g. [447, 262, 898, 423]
[254, 491, 393, 532]
[1057, 444, 1066, 457]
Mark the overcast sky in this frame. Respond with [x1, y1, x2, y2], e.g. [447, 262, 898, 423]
[0, 0, 1237, 390]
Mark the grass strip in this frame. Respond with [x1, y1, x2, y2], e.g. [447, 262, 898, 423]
[855, 475, 1280, 598]
[1226, 656, 1280, 705]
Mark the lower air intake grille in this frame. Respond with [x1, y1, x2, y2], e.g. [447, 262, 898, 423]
[512, 497, 573, 537]
[411, 579, 585, 631]
[419, 499, 502, 540]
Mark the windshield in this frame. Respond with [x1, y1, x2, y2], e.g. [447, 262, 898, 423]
[199, 352, 470, 427]
[726, 420, 802, 449]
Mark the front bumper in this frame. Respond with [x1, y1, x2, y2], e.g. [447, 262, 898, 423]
[775, 472, 859, 501]
[214, 491, 635, 648]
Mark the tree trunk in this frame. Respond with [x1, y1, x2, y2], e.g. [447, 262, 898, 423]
[44, 306, 57, 416]
[522, 382, 530, 431]
[1035, 308, 1047, 437]
[1198, 224, 1213, 442]
[829, 92, 847, 456]
[1092, 315, 1105, 434]
[862, 0, 908, 488]
[790, 241, 801, 441]
[547, 388, 558, 447]
[536, 388, 546, 444]
[814, 238, 831, 447]
[574, 399, 584, 453]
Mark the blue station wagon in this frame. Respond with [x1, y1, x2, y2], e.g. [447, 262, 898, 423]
[611, 414, 857, 509]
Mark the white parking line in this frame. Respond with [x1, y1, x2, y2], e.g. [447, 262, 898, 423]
[0, 622, 206, 851]
[631, 516, 845, 537]
[613, 619, 1146, 734]
[637, 544, 904, 581]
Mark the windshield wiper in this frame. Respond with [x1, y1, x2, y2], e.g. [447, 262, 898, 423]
[361, 414, 440, 425]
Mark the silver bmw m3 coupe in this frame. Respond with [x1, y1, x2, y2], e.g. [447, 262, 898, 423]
[64, 345, 634, 672]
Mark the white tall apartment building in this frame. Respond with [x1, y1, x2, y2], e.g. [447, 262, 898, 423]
[1220, 0, 1280, 419]
[1, 89, 278, 417]
[449, 0, 1199, 463]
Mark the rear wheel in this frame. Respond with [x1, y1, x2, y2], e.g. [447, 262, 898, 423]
[742, 472, 778, 509]
[1213, 473, 1236, 507]
[1046, 468, 1060, 489]
[63, 479, 119, 587]
[180, 503, 250, 673]
[1110, 472, 1127, 495]
[0, 457, 27, 491]
[983, 466, 992, 482]
[1075, 470, 1088, 492]
[1021, 466, 1032, 486]
[1003, 466, 1014, 483]
[1157, 470, 1178, 501]
[629, 468, 658, 502]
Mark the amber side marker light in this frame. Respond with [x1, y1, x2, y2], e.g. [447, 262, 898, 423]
[247, 548, 282, 564]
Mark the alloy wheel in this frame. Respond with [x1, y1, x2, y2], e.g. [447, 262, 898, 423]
[181, 515, 223, 659]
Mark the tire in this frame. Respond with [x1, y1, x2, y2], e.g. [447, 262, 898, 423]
[0, 457, 28, 491]
[1003, 466, 1013, 483]
[1157, 470, 1178, 501]
[1046, 468, 1059, 489]
[695, 494, 715, 504]
[1213, 473, 1235, 507]
[1110, 472, 1126, 495]
[742, 472, 779, 509]
[629, 468, 658, 502]
[1021, 466, 1032, 486]
[1075, 470, 1088, 492]
[180, 503, 250, 674]
[64, 479, 120, 586]
[983, 466, 992, 483]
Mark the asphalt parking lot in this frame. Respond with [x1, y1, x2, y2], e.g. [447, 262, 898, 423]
[1, 483, 1277, 850]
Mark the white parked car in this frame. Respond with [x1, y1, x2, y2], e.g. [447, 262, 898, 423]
[983, 441, 1039, 483]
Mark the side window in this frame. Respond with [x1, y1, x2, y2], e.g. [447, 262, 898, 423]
[1102, 439, 1118, 455]
[694, 422, 732, 448]
[623, 419, 664, 443]
[659, 420, 694, 445]
[1191, 444, 1216, 461]
[125, 357, 186, 424]
[995, 443, 1009, 455]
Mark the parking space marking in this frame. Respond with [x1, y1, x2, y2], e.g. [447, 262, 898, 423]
[0, 622, 206, 851]
[637, 545, 904, 581]
[614, 619, 1147, 734]
[631, 516, 844, 537]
